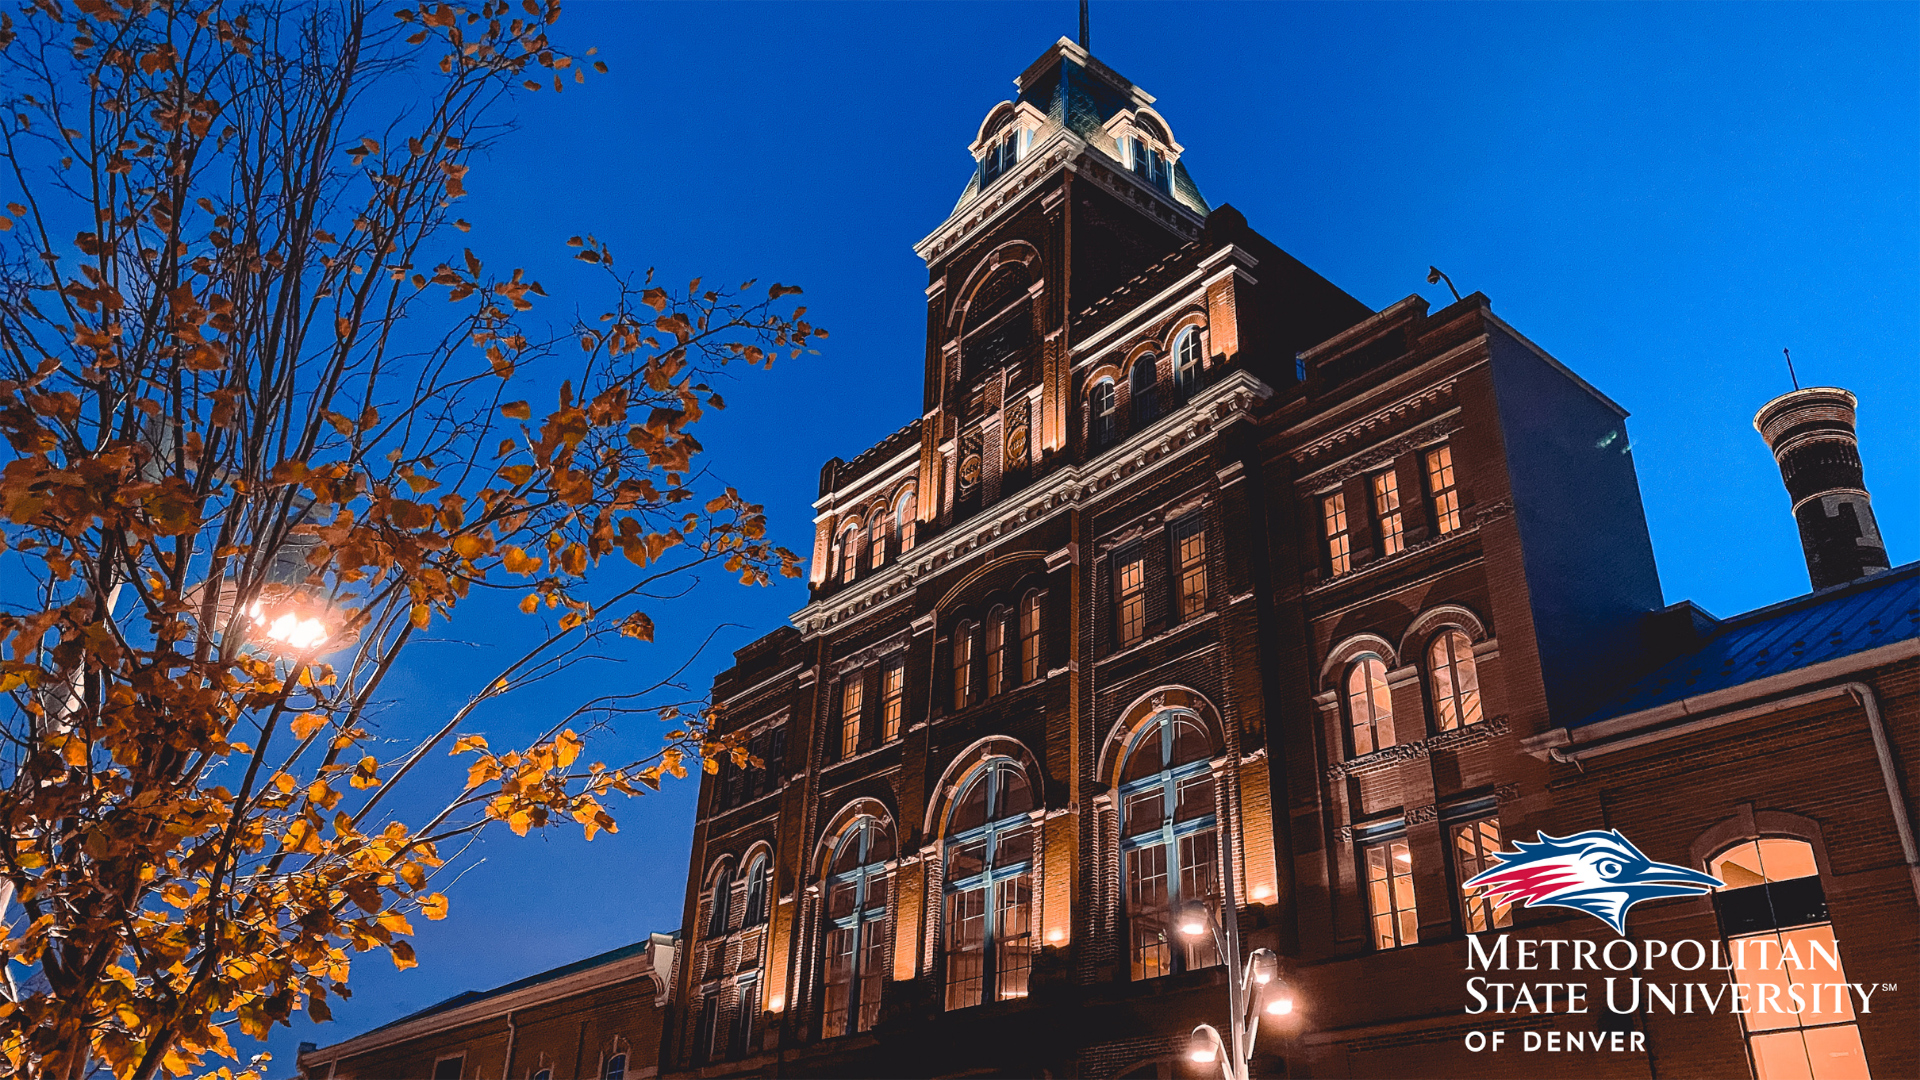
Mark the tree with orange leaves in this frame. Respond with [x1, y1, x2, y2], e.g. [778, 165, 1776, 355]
[0, 2, 817, 1077]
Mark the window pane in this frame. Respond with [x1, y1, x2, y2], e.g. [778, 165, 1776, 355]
[1122, 727, 1165, 783]
[986, 614, 1005, 696]
[1323, 493, 1351, 574]
[996, 766, 1034, 818]
[857, 921, 886, 1032]
[1020, 592, 1042, 683]
[1750, 1030, 1816, 1080]
[822, 925, 855, 1038]
[1124, 787, 1164, 838]
[995, 822, 1033, 868]
[1169, 718, 1210, 766]
[996, 874, 1033, 1000]
[1426, 445, 1462, 534]
[944, 887, 986, 1010]
[1175, 515, 1207, 619]
[1175, 772, 1215, 824]
[1758, 839, 1820, 883]
[1799, 1024, 1870, 1080]
[948, 838, 987, 882]
[1373, 471, 1404, 556]
[881, 661, 904, 741]
[1127, 844, 1171, 981]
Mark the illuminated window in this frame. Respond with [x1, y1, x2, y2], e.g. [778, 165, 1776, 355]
[707, 861, 735, 939]
[821, 817, 892, 1038]
[1173, 328, 1201, 399]
[1131, 356, 1159, 427]
[1120, 711, 1220, 981]
[1090, 379, 1118, 450]
[1711, 839, 1869, 1080]
[1172, 514, 1207, 620]
[1373, 470, 1405, 556]
[881, 660, 904, 742]
[869, 511, 887, 570]
[840, 676, 863, 760]
[952, 623, 975, 711]
[1426, 445, 1462, 534]
[743, 855, 770, 927]
[896, 488, 917, 554]
[1346, 656, 1395, 756]
[1019, 591, 1043, 684]
[986, 607, 1006, 697]
[944, 760, 1036, 1009]
[1428, 629, 1483, 731]
[1323, 493, 1351, 575]
[1451, 818, 1512, 932]
[839, 524, 861, 584]
[1114, 549, 1146, 647]
[1365, 837, 1418, 949]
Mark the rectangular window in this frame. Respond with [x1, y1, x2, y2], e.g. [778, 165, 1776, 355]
[1365, 838, 1419, 950]
[728, 979, 758, 1059]
[1173, 514, 1208, 619]
[1372, 470, 1405, 557]
[952, 627, 974, 711]
[881, 660, 904, 741]
[1020, 592, 1042, 684]
[1115, 550, 1146, 647]
[986, 615, 1005, 697]
[696, 992, 720, 1061]
[1323, 493, 1351, 575]
[432, 1057, 464, 1080]
[1426, 444, 1462, 534]
[840, 676, 863, 760]
[1451, 818, 1514, 932]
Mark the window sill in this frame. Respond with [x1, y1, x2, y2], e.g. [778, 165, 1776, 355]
[1095, 607, 1222, 668]
[1309, 520, 1479, 596]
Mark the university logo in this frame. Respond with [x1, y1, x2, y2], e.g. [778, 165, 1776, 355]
[1463, 829, 1723, 934]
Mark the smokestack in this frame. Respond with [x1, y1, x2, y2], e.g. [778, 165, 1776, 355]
[1753, 386, 1891, 591]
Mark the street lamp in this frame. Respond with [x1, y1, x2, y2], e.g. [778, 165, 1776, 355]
[1176, 901, 1296, 1080]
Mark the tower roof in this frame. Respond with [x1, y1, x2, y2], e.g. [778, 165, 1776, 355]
[950, 37, 1208, 217]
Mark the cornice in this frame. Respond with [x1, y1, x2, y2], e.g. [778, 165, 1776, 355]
[792, 370, 1274, 637]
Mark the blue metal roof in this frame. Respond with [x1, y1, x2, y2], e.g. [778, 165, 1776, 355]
[1575, 561, 1920, 728]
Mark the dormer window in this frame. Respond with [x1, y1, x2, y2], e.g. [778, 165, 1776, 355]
[1123, 136, 1172, 195]
[980, 128, 1029, 187]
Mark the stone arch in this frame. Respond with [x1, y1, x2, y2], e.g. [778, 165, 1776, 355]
[974, 101, 1018, 149]
[933, 550, 1048, 617]
[812, 797, 899, 880]
[1399, 602, 1491, 660]
[1690, 807, 1838, 882]
[922, 735, 1048, 840]
[1095, 685, 1228, 789]
[948, 241, 1041, 330]
[1319, 631, 1399, 691]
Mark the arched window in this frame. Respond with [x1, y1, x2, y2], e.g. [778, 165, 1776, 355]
[603, 1054, 626, 1080]
[944, 760, 1036, 1009]
[1172, 328, 1202, 399]
[822, 817, 893, 1038]
[1019, 590, 1043, 684]
[1130, 356, 1159, 427]
[838, 524, 861, 585]
[533, 1071, 552, 1080]
[706, 861, 735, 940]
[743, 855, 770, 927]
[895, 488, 918, 554]
[869, 511, 888, 570]
[1709, 839, 1868, 1079]
[1089, 379, 1118, 451]
[1119, 711, 1220, 981]
[1346, 656, 1395, 755]
[952, 622, 975, 711]
[986, 607, 1006, 697]
[1427, 630, 1482, 731]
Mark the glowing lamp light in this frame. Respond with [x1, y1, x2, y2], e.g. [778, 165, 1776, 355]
[1188, 1027, 1220, 1063]
[1249, 949, 1278, 985]
[1045, 927, 1065, 943]
[767, 995, 784, 1013]
[1250, 884, 1272, 901]
[1266, 995, 1295, 1016]
[248, 599, 333, 651]
[1175, 899, 1210, 938]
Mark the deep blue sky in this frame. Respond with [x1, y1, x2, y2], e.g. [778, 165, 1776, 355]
[276, 1, 1917, 1069]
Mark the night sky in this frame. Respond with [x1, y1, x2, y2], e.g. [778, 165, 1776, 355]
[269, 2, 1916, 1072]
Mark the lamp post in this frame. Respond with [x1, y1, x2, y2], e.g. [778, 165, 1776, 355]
[1176, 883, 1295, 1080]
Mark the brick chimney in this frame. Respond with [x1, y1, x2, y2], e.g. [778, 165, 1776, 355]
[1753, 386, 1891, 590]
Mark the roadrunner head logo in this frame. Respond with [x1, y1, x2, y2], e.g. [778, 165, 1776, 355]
[1463, 830, 1722, 934]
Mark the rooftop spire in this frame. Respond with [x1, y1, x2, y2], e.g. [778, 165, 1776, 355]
[1079, 0, 1090, 52]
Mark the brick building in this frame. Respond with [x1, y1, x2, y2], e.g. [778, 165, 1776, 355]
[301, 33, 1917, 1080]
[298, 934, 675, 1080]
[663, 35, 1917, 1080]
